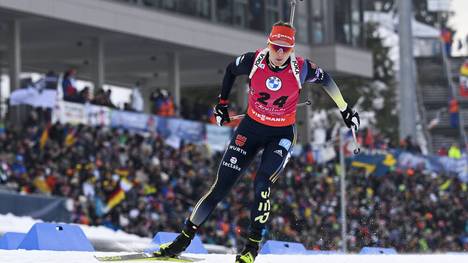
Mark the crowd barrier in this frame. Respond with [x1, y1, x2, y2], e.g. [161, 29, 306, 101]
[0, 227, 398, 255]
[0, 232, 26, 250]
[52, 101, 232, 151]
[0, 223, 94, 251]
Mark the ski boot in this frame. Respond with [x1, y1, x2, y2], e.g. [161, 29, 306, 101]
[154, 220, 198, 258]
[235, 238, 260, 263]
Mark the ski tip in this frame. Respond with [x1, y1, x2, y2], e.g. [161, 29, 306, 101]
[94, 253, 203, 262]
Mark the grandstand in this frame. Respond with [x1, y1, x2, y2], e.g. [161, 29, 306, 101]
[1, 122, 467, 252]
[0, 0, 372, 143]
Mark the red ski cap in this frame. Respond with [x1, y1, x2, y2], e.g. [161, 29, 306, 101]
[268, 25, 295, 47]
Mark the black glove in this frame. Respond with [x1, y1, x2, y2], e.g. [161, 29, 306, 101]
[214, 100, 230, 126]
[341, 106, 360, 131]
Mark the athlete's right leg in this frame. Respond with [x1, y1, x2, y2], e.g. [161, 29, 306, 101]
[189, 130, 260, 226]
[236, 126, 296, 263]
[157, 126, 260, 257]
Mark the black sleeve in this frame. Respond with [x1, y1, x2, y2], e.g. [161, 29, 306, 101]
[220, 52, 256, 100]
[303, 59, 325, 84]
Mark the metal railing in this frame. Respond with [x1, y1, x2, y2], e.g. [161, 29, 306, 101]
[414, 58, 433, 154]
[440, 39, 468, 149]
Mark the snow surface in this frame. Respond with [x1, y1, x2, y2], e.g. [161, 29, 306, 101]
[0, 213, 152, 251]
[1, 250, 468, 263]
[2, 214, 468, 262]
[0, 213, 149, 243]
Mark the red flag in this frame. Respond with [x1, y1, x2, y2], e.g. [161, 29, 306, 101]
[365, 128, 374, 149]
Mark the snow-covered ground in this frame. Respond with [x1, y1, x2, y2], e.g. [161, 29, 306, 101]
[1, 250, 468, 263]
[0, 213, 149, 242]
[2, 213, 468, 262]
[0, 213, 152, 252]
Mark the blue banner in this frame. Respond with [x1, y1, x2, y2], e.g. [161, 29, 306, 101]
[396, 151, 468, 182]
[157, 117, 205, 148]
[437, 156, 468, 182]
[85, 104, 112, 127]
[397, 151, 435, 171]
[110, 110, 158, 132]
[351, 152, 397, 177]
[205, 124, 232, 152]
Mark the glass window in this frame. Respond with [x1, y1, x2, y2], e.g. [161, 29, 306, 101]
[294, 0, 308, 43]
[311, 0, 323, 18]
[265, 0, 280, 29]
[351, 0, 364, 47]
[311, 21, 324, 44]
[216, 0, 234, 25]
[334, 0, 365, 47]
[281, 0, 289, 21]
[177, 0, 196, 15]
[310, 0, 326, 44]
[335, 0, 351, 45]
[233, 0, 248, 28]
[295, 16, 308, 43]
[196, 0, 211, 19]
[128, 0, 212, 20]
[141, 0, 157, 7]
[249, 0, 265, 31]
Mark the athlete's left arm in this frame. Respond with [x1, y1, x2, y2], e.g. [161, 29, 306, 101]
[301, 59, 360, 130]
[301, 59, 347, 111]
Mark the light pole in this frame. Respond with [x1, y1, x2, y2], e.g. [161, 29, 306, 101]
[339, 127, 347, 253]
[398, 0, 418, 140]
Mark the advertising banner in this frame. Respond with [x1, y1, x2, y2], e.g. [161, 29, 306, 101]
[52, 101, 87, 125]
[110, 110, 157, 131]
[205, 124, 232, 152]
[157, 118, 205, 148]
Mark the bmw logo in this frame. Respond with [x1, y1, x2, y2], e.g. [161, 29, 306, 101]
[266, 76, 282, 91]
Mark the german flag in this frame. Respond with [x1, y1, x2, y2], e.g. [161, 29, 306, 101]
[105, 187, 125, 212]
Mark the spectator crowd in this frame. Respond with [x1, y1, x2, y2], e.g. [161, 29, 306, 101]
[61, 69, 116, 108]
[0, 116, 467, 253]
[7, 68, 243, 126]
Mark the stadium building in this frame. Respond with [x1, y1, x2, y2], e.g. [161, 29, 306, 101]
[0, 0, 372, 143]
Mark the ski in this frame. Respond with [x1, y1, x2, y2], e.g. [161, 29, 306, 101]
[94, 252, 204, 262]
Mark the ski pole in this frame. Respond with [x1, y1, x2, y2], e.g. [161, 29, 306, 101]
[230, 100, 312, 120]
[351, 126, 360, 154]
[289, 0, 297, 25]
[289, 0, 303, 25]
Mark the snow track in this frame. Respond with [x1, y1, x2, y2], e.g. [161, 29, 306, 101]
[1, 250, 468, 263]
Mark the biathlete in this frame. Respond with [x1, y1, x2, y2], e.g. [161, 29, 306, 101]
[155, 21, 360, 263]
